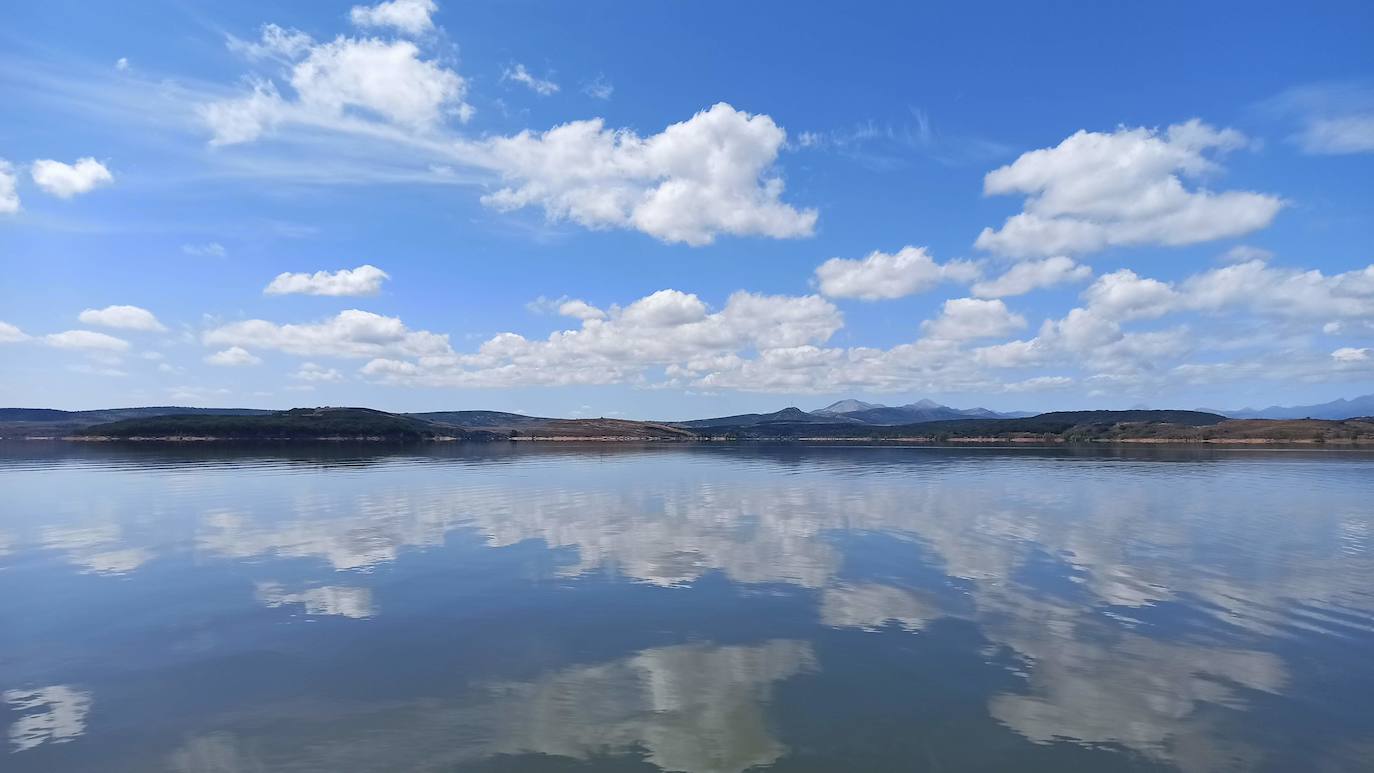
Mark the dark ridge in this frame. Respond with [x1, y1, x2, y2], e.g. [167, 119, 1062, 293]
[76, 407, 478, 441]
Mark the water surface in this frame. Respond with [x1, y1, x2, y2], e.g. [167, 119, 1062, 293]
[2, 442, 1372, 771]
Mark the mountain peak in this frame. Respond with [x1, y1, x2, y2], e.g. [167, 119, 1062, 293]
[814, 399, 885, 415]
[904, 398, 943, 409]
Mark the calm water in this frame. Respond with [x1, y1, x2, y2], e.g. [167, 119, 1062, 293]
[2, 442, 1373, 772]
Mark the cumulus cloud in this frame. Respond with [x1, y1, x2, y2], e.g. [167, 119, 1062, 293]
[503, 63, 559, 96]
[293, 362, 345, 382]
[0, 321, 29, 342]
[921, 298, 1027, 341]
[264, 264, 389, 296]
[204, 309, 452, 359]
[349, 0, 437, 36]
[237, 252, 1372, 397]
[1080, 270, 1178, 321]
[558, 299, 606, 320]
[203, 30, 470, 145]
[206, 346, 263, 366]
[972, 257, 1374, 391]
[971, 256, 1091, 298]
[814, 246, 978, 300]
[362, 289, 842, 388]
[975, 120, 1281, 257]
[0, 160, 18, 214]
[78, 305, 167, 332]
[30, 158, 114, 199]
[476, 102, 817, 245]
[44, 330, 130, 352]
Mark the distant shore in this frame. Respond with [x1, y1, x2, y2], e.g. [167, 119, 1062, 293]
[5, 406, 1372, 446]
[39, 433, 1372, 446]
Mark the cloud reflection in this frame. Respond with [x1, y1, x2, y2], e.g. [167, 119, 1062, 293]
[4, 685, 92, 752]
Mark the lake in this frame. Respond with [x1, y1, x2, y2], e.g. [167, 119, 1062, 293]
[2, 442, 1372, 772]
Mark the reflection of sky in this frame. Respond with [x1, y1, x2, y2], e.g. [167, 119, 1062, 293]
[1, 446, 1372, 770]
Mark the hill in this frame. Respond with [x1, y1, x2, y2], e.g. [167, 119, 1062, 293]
[75, 408, 474, 441]
[0, 406, 272, 436]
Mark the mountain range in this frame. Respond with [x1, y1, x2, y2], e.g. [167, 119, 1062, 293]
[811, 398, 1033, 424]
[1208, 393, 1374, 420]
[3, 393, 1372, 439]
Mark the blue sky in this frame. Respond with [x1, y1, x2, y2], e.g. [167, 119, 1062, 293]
[1, 0, 1372, 417]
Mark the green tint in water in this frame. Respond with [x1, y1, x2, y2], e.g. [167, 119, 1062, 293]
[1, 443, 1372, 771]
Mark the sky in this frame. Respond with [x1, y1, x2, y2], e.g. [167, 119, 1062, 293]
[1, 0, 1372, 419]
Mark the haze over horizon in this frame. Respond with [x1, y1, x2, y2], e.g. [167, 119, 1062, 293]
[2, 0, 1372, 416]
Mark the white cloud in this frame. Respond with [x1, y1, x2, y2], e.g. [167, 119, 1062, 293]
[1299, 115, 1374, 154]
[264, 264, 389, 296]
[293, 362, 345, 382]
[1332, 347, 1370, 363]
[1219, 244, 1273, 263]
[115, 57, 130, 71]
[205, 346, 263, 367]
[814, 246, 978, 300]
[44, 330, 130, 352]
[30, 158, 114, 199]
[182, 242, 227, 257]
[1264, 84, 1374, 155]
[1081, 270, 1178, 321]
[293, 37, 465, 126]
[526, 296, 606, 320]
[204, 309, 452, 359]
[328, 249, 1374, 397]
[476, 102, 817, 245]
[504, 63, 559, 96]
[975, 120, 1281, 257]
[582, 74, 614, 101]
[0, 321, 28, 343]
[229, 24, 315, 60]
[203, 32, 470, 145]
[77, 305, 167, 332]
[1182, 260, 1374, 321]
[362, 289, 842, 388]
[971, 255, 1091, 298]
[0, 160, 18, 214]
[200, 81, 286, 146]
[921, 298, 1027, 341]
[349, 0, 437, 36]
[558, 299, 606, 321]
[1003, 375, 1074, 392]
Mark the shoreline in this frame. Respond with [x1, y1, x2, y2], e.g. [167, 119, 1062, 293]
[20, 434, 1373, 446]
